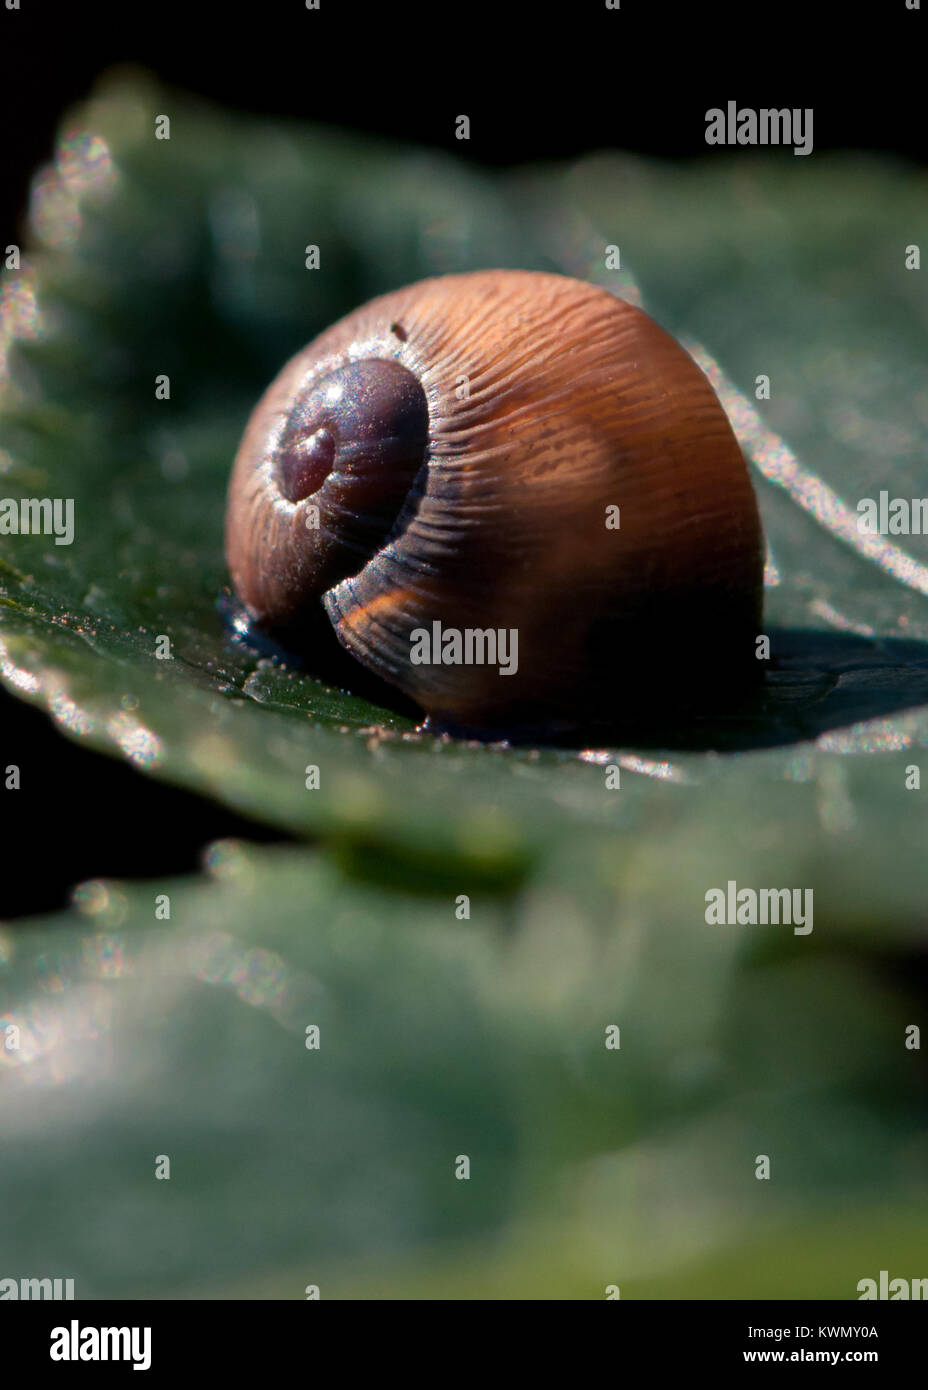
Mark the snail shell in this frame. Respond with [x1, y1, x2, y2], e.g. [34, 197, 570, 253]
[226, 270, 763, 737]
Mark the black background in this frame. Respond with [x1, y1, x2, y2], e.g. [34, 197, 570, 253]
[1, 0, 925, 917]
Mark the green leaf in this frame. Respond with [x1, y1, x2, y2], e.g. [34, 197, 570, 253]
[2, 74, 928, 883]
[1, 842, 924, 1297]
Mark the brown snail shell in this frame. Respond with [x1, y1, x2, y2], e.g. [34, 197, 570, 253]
[226, 270, 764, 737]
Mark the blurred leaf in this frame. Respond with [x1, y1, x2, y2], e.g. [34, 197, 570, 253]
[0, 842, 924, 1297]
